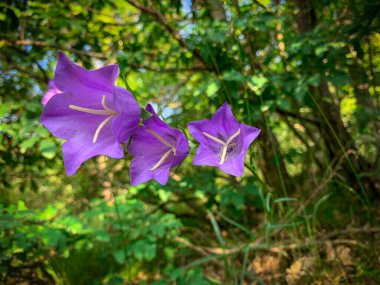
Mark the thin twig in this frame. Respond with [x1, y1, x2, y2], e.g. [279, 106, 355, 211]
[125, 0, 209, 68]
[175, 227, 380, 256]
[128, 62, 210, 73]
[2, 39, 109, 59]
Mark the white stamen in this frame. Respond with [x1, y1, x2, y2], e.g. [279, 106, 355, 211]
[203, 129, 241, 165]
[202, 132, 225, 145]
[102, 96, 109, 110]
[146, 129, 177, 171]
[219, 145, 228, 164]
[69, 95, 117, 143]
[69, 105, 114, 115]
[226, 129, 241, 145]
[92, 115, 115, 143]
[150, 147, 176, 171]
[146, 129, 173, 148]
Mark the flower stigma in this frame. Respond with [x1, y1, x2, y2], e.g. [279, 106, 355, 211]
[146, 129, 176, 170]
[69, 96, 117, 143]
[202, 128, 241, 164]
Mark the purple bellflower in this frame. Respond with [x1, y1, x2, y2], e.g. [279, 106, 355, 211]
[40, 52, 140, 175]
[188, 103, 260, 176]
[42, 79, 61, 105]
[128, 104, 189, 186]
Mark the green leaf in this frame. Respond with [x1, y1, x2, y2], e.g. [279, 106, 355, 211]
[144, 243, 157, 261]
[315, 44, 329, 56]
[17, 200, 27, 211]
[95, 231, 111, 242]
[206, 210, 225, 247]
[265, 193, 272, 214]
[39, 140, 57, 159]
[37, 205, 58, 220]
[274, 197, 298, 203]
[206, 81, 220, 97]
[329, 41, 346, 49]
[34, 127, 50, 138]
[248, 75, 268, 95]
[113, 249, 126, 264]
[222, 70, 245, 82]
[328, 72, 351, 86]
[268, 221, 304, 230]
[55, 217, 86, 234]
[307, 74, 321, 87]
[41, 228, 64, 248]
[313, 194, 331, 228]
[158, 189, 171, 203]
[129, 240, 146, 260]
[20, 137, 39, 153]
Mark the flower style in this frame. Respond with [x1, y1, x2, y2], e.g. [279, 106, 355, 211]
[188, 103, 260, 176]
[128, 104, 189, 186]
[42, 79, 61, 105]
[40, 52, 140, 175]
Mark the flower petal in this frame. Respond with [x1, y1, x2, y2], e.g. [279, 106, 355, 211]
[55, 52, 118, 95]
[62, 126, 124, 176]
[187, 120, 213, 145]
[42, 79, 61, 105]
[128, 126, 173, 185]
[219, 154, 245, 176]
[128, 105, 189, 186]
[41, 92, 107, 140]
[112, 87, 141, 144]
[143, 104, 179, 145]
[192, 144, 220, 167]
[188, 103, 260, 177]
[130, 156, 172, 186]
[240, 124, 261, 151]
[41, 91, 123, 175]
[211, 102, 240, 138]
[172, 135, 190, 167]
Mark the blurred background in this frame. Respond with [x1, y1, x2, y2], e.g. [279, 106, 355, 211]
[0, 0, 379, 284]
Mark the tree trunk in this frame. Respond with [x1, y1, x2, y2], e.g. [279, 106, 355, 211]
[292, 0, 376, 192]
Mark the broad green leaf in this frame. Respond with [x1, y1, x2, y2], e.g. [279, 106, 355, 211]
[20, 137, 39, 153]
[39, 140, 57, 159]
[113, 249, 126, 265]
[95, 231, 111, 242]
[206, 81, 220, 97]
[222, 70, 245, 82]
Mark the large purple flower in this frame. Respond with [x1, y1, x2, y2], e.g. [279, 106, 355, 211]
[128, 104, 189, 186]
[40, 52, 140, 175]
[188, 103, 260, 176]
[42, 79, 61, 105]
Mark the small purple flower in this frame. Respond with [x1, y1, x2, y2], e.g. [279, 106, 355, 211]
[188, 103, 260, 176]
[128, 104, 189, 186]
[40, 52, 140, 175]
[42, 79, 61, 105]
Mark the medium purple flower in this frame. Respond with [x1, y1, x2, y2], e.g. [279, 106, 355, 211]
[40, 52, 140, 175]
[128, 104, 189, 186]
[42, 79, 61, 105]
[188, 103, 260, 176]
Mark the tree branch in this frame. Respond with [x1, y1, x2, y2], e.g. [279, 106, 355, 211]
[276, 108, 319, 125]
[0, 52, 46, 82]
[125, 0, 209, 68]
[128, 62, 211, 73]
[2, 39, 109, 60]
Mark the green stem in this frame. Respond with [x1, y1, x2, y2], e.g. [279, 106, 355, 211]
[308, 91, 370, 208]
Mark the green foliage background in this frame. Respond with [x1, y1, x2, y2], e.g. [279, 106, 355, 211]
[0, 0, 379, 284]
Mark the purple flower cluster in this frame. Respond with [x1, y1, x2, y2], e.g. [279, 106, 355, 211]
[41, 53, 260, 185]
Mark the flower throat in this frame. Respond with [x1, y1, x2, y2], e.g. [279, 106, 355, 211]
[202, 129, 241, 164]
[69, 96, 117, 143]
